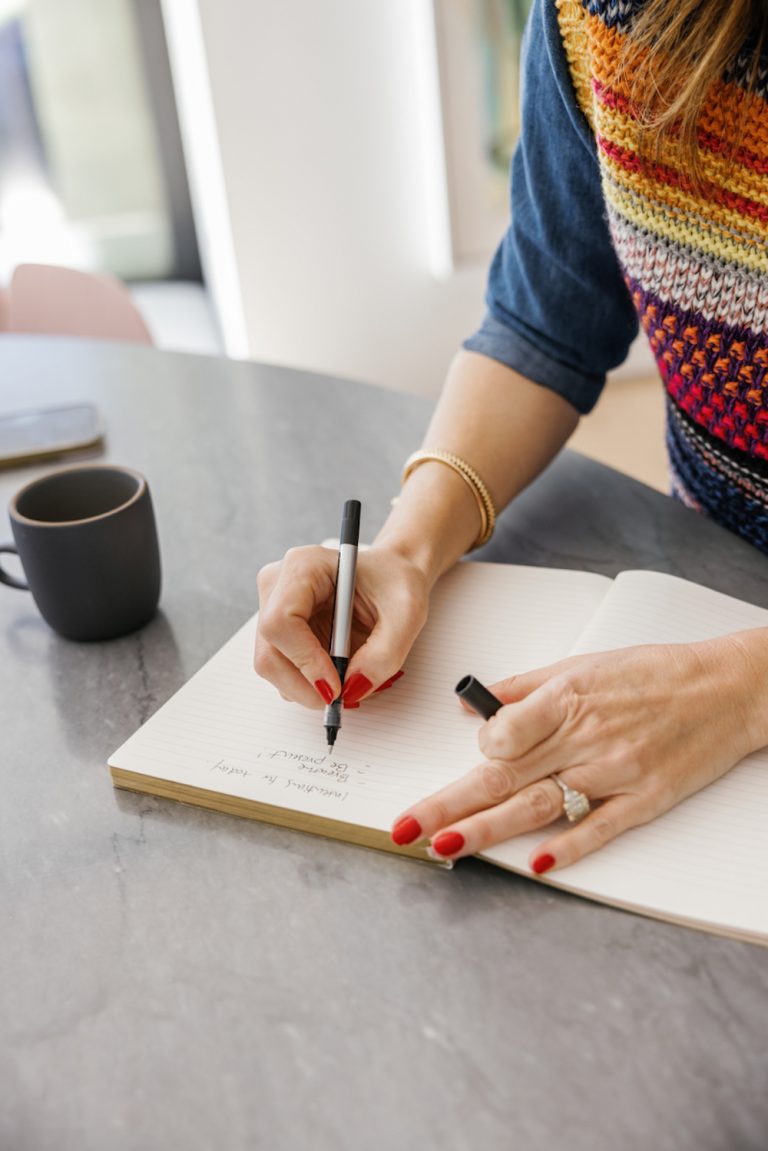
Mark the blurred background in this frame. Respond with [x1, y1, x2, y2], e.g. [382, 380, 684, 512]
[0, 0, 665, 486]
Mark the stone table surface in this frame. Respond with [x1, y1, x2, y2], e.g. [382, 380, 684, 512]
[1, 336, 767, 1151]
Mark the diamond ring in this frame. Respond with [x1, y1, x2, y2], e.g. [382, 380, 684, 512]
[550, 774, 591, 823]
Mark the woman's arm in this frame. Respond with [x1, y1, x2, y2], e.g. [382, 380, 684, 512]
[372, 348, 579, 585]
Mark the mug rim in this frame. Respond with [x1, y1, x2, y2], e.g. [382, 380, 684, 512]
[10, 464, 148, 528]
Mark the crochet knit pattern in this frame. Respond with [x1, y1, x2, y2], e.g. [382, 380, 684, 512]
[557, 0, 768, 549]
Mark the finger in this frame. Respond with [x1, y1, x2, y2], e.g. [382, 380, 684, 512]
[253, 638, 328, 708]
[344, 591, 427, 702]
[478, 680, 568, 762]
[489, 655, 583, 704]
[423, 777, 566, 859]
[528, 794, 649, 874]
[390, 759, 558, 848]
[257, 547, 341, 694]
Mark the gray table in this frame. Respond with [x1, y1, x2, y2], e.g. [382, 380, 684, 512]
[1, 336, 767, 1151]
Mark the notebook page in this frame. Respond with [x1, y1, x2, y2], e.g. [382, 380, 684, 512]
[109, 563, 610, 831]
[482, 571, 768, 940]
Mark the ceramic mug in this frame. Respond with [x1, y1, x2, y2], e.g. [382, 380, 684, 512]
[0, 464, 161, 641]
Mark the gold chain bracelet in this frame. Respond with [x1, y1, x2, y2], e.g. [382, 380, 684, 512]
[401, 449, 496, 550]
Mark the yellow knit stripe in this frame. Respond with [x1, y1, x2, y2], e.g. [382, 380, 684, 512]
[603, 176, 768, 275]
[600, 158, 768, 255]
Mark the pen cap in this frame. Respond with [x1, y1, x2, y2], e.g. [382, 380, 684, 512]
[340, 500, 361, 545]
[455, 675, 503, 720]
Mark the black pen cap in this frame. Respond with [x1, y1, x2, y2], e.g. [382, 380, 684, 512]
[340, 500, 361, 545]
[455, 675, 503, 720]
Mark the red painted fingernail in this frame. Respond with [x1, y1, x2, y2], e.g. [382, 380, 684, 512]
[391, 816, 422, 846]
[374, 670, 405, 693]
[341, 673, 373, 705]
[532, 853, 555, 875]
[314, 679, 335, 705]
[432, 831, 465, 857]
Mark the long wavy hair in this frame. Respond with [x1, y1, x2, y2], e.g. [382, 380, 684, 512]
[623, 0, 768, 180]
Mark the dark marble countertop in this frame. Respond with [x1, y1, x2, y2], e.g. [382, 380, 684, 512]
[1, 336, 766, 1151]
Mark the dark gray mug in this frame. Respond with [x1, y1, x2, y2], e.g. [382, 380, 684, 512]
[0, 464, 161, 641]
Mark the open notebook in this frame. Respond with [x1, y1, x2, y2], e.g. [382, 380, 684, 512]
[109, 563, 768, 946]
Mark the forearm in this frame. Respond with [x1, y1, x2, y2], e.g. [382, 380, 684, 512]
[373, 349, 579, 585]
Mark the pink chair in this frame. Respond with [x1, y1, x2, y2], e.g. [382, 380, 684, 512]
[5, 263, 153, 344]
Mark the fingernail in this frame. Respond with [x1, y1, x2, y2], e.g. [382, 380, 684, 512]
[314, 679, 335, 705]
[532, 853, 555, 875]
[341, 673, 373, 705]
[431, 831, 465, 857]
[374, 670, 405, 693]
[391, 815, 421, 846]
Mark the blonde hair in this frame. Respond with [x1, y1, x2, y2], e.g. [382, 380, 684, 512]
[623, 0, 768, 181]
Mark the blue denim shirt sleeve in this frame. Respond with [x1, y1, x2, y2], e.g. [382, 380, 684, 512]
[463, 0, 638, 414]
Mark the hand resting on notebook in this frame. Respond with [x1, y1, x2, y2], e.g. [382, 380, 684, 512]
[390, 633, 768, 873]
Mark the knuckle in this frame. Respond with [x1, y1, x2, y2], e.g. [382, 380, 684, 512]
[429, 798, 451, 830]
[524, 784, 559, 823]
[256, 560, 280, 593]
[471, 813, 498, 852]
[478, 761, 516, 803]
[253, 642, 277, 678]
[557, 679, 583, 724]
[590, 813, 617, 845]
[479, 716, 517, 760]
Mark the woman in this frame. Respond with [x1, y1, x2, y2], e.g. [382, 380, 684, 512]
[255, 0, 768, 873]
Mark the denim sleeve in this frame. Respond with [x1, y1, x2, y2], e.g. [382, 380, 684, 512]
[463, 0, 638, 414]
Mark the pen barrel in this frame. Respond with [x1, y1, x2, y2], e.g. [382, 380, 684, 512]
[329, 543, 358, 658]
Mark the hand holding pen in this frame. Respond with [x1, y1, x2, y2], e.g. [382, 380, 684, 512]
[254, 506, 426, 714]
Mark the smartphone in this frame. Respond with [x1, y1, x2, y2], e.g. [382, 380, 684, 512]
[0, 403, 104, 469]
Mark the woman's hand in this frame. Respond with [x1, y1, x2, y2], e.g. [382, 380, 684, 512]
[391, 635, 764, 872]
[255, 545, 430, 708]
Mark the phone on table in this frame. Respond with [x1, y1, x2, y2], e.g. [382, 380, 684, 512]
[0, 403, 104, 469]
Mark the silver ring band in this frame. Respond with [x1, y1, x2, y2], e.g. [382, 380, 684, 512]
[550, 774, 591, 823]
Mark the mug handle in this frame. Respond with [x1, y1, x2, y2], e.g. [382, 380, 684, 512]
[0, 544, 29, 590]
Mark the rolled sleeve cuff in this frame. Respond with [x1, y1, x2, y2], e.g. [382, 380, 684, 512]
[463, 313, 605, 415]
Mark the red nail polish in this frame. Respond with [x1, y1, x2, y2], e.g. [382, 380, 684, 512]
[314, 679, 335, 705]
[374, 670, 405, 693]
[432, 831, 465, 857]
[532, 853, 555, 875]
[341, 673, 373, 705]
[391, 816, 421, 846]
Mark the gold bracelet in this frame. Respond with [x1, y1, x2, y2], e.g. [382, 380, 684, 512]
[401, 449, 496, 550]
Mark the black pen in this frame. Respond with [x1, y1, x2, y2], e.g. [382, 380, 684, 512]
[324, 499, 361, 750]
[455, 674, 502, 719]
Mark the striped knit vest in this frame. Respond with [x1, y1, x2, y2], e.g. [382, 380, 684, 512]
[557, 0, 768, 553]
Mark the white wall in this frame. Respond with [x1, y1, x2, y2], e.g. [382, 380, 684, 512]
[164, 0, 655, 395]
[165, 0, 487, 396]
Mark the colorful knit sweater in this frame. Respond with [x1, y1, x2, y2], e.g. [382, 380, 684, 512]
[465, 0, 768, 554]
